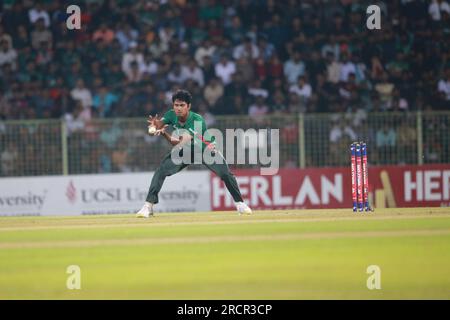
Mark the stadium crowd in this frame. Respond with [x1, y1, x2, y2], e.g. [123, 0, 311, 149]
[0, 0, 449, 121]
[0, 0, 449, 176]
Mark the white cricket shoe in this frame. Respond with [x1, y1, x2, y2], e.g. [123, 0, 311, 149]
[136, 202, 153, 218]
[236, 202, 252, 215]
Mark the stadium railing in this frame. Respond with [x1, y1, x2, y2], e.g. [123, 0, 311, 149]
[0, 111, 448, 177]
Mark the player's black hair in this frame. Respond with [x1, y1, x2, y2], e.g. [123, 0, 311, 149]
[172, 90, 192, 105]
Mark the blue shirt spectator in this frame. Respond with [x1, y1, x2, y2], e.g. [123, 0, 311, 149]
[93, 87, 119, 118]
[284, 51, 306, 84]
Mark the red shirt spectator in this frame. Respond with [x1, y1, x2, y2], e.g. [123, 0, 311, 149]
[92, 24, 115, 44]
[268, 54, 283, 79]
[254, 58, 267, 80]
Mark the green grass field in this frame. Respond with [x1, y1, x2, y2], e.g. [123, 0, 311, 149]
[1, 208, 450, 299]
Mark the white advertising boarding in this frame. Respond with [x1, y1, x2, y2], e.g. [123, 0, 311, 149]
[0, 171, 211, 216]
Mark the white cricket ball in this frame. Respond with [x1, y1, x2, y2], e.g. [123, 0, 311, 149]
[148, 126, 157, 135]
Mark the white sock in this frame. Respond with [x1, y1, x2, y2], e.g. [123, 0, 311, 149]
[145, 201, 153, 208]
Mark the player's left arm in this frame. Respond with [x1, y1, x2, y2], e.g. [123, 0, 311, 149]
[154, 117, 192, 147]
[160, 129, 184, 146]
[199, 118, 216, 150]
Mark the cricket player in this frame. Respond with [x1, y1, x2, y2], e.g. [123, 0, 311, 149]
[136, 89, 252, 217]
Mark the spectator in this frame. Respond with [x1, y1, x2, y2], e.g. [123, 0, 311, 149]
[248, 95, 270, 123]
[253, 57, 267, 82]
[148, 34, 168, 59]
[215, 55, 236, 85]
[386, 89, 409, 112]
[248, 79, 269, 99]
[140, 53, 158, 76]
[386, 53, 410, 80]
[189, 20, 208, 46]
[376, 123, 397, 163]
[271, 92, 287, 114]
[329, 117, 357, 143]
[199, 0, 223, 21]
[339, 79, 354, 102]
[28, 2, 51, 28]
[235, 56, 255, 83]
[92, 23, 115, 45]
[122, 41, 144, 75]
[352, 55, 367, 84]
[264, 13, 288, 50]
[375, 73, 395, 109]
[228, 94, 247, 115]
[13, 25, 29, 51]
[30, 18, 52, 50]
[125, 61, 143, 84]
[198, 99, 216, 127]
[289, 76, 313, 101]
[201, 55, 216, 84]
[257, 35, 275, 61]
[116, 23, 139, 52]
[326, 52, 341, 84]
[429, 0, 450, 21]
[0, 39, 17, 70]
[267, 53, 283, 79]
[233, 36, 259, 60]
[226, 16, 245, 45]
[321, 35, 340, 61]
[0, 26, 12, 49]
[35, 40, 53, 66]
[207, 19, 224, 40]
[288, 92, 304, 113]
[223, 72, 248, 104]
[313, 73, 334, 113]
[64, 102, 91, 135]
[70, 79, 93, 109]
[203, 77, 224, 107]
[1, 2, 30, 35]
[0, 63, 15, 92]
[93, 87, 119, 118]
[31, 88, 54, 118]
[284, 51, 306, 84]
[370, 55, 385, 81]
[0, 92, 11, 118]
[167, 63, 186, 85]
[194, 39, 216, 67]
[158, 23, 176, 48]
[340, 54, 356, 82]
[181, 60, 205, 87]
[1, 143, 18, 176]
[329, 116, 357, 165]
[397, 118, 417, 164]
[307, 51, 327, 87]
[112, 144, 130, 172]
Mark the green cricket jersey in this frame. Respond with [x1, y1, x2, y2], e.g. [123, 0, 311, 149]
[161, 109, 214, 149]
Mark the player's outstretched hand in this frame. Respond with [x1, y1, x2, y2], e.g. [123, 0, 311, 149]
[155, 124, 168, 136]
[147, 114, 160, 127]
[148, 114, 166, 128]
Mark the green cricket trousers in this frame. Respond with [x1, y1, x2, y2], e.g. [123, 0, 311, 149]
[146, 148, 244, 204]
